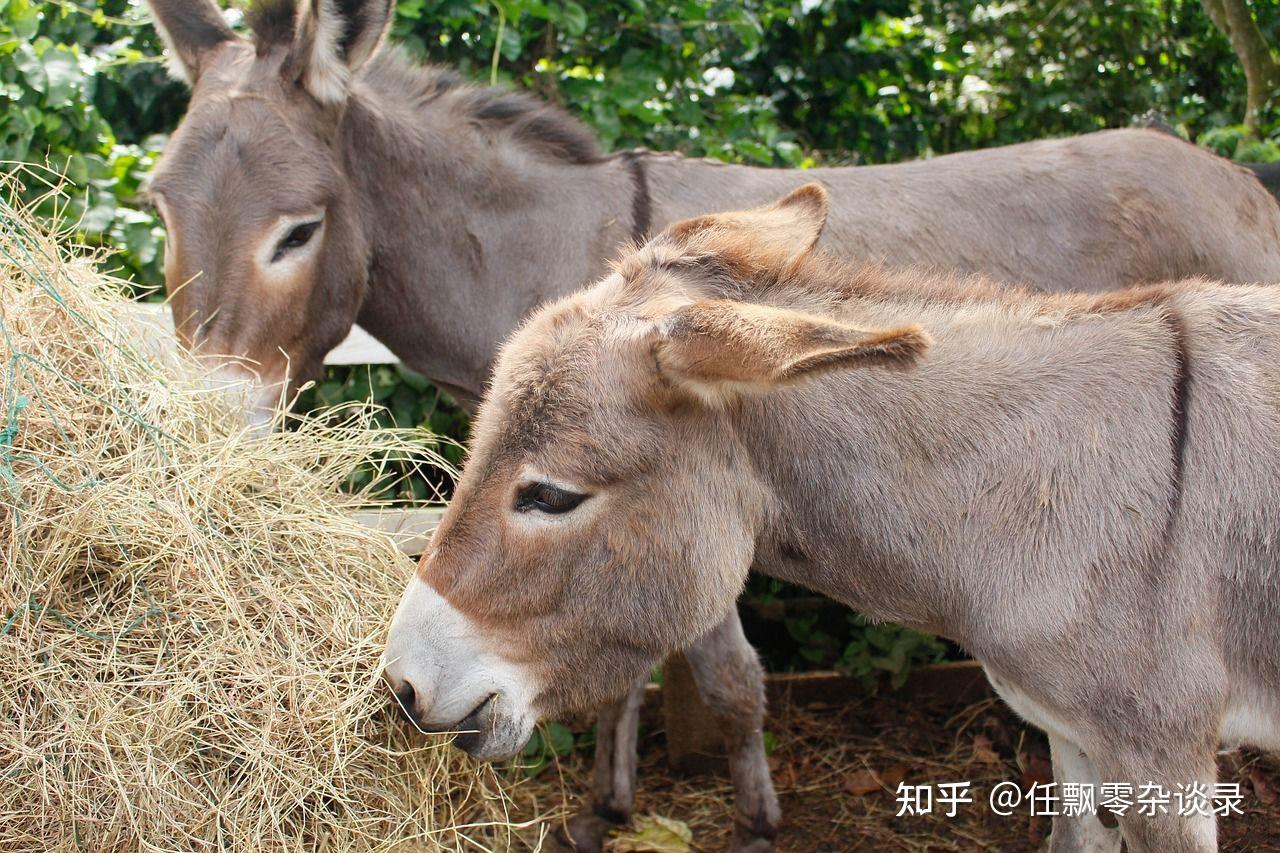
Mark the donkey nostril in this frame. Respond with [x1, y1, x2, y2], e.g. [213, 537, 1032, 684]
[392, 681, 417, 716]
[384, 672, 419, 720]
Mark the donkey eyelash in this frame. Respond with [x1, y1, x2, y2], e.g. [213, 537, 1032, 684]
[514, 482, 588, 515]
[270, 219, 323, 263]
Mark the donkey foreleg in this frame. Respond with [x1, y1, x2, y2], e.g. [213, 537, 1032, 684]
[685, 609, 781, 852]
[1094, 746, 1219, 853]
[564, 676, 646, 852]
[1046, 732, 1121, 853]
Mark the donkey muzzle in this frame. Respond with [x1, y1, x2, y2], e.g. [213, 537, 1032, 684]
[382, 575, 539, 761]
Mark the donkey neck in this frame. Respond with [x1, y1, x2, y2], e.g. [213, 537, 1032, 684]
[337, 82, 638, 405]
[336, 63, 822, 406]
[737, 295, 1182, 645]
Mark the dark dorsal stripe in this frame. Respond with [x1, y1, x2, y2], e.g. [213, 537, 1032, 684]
[1159, 303, 1191, 546]
[618, 150, 652, 243]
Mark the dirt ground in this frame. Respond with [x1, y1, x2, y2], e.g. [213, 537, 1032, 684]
[508, 689, 1280, 851]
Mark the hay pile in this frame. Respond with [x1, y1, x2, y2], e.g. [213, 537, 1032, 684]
[0, 182, 536, 850]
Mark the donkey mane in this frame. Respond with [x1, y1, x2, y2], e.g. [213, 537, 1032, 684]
[245, 0, 602, 165]
[625, 232, 1211, 326]
[357, 51, 603, 164]
[789, 254, 1206, 319]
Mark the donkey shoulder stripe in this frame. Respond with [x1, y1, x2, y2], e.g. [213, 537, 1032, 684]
[616, 149, 652, 243]
[1160, 301, 1192, 540]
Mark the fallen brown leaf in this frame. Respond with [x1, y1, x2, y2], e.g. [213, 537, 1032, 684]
[882, 764, 908, 788]
[845, 769, 881, 796]
[1249, 769, 1278, 805]
[844, 765, 908, 796]
[972, 734, 1001, 766]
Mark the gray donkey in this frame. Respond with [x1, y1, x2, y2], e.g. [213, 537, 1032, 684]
[384, 184, 1280, 852]
[145, 0, 1280, 848]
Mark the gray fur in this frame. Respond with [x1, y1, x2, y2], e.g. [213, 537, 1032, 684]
[414, 201, 1280, 850]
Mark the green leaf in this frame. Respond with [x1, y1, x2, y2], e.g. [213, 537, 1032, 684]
[40, 47, 84, 106]
[80, 191, 117, 233]
[397, 0, 426, 19]
[13, 42, 46, 92]
[556, 1, 587, 37]
[6, 0, 38, 41]
[544, 721, 574, 756]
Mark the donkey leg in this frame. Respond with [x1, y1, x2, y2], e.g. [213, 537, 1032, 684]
[685, 609, 780, 853]
[1045, 732, 1121, 853]
[563, 676, 647, 853]
[1095, 745, 1218, 853]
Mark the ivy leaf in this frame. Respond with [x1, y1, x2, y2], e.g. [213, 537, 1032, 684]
[613, 814, 692, 853]
[12, 42, 46, 93]
[555, 1, 587, 37]
[6, 0, 39, 41]
[40, 47, 84, 107]
[544, 721, 574, 756]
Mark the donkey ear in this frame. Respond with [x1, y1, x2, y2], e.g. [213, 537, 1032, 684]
[289, 0, 395, 105]
[658, 299, 929, 401]
[146, 0, 237, 84]
[662, 183, 830, 279]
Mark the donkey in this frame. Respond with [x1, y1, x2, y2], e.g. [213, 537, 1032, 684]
[384, 183, 1280, 852]
[144, 0, 1280, 848]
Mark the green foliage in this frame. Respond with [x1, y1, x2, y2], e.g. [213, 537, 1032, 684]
[1202, 123, 1280, 162]
[747, 577, 947, 684]
[293, 364, 468, 501]
[513, 720, 579, 776]
[1, 0, 183, 284]
[836, 615, 948, 690]
[391, 0, 810, 165]
[745, 0, 1279, 163]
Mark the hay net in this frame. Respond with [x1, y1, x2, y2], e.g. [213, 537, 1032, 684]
[0, 178, 526, 851]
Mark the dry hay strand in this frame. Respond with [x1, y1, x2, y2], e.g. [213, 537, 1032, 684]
[0, 178, 545, 851]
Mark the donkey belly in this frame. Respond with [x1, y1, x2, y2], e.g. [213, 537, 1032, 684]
[982, 666, 1090, 746]
[1221, 685, 1280, 751]
[988, 663, 1280, 754]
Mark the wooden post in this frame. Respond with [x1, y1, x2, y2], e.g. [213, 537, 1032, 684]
[661, 651, 727, 775]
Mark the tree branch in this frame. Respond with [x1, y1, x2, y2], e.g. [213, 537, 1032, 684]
[1202, 0, 1280, 130]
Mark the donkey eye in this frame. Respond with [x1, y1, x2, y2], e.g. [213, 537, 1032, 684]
[515, 483, 588, 515]
[271, 220, 322, 262]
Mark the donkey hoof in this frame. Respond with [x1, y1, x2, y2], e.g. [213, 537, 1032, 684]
[729, 825, 777, 853]
[561, 811, 617, 853]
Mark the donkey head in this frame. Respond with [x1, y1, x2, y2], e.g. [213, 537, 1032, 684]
[382, 185, 931, 759]
[145, 0, 393, 425]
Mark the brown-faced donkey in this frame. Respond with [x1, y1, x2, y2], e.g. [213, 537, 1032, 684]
[385, 184, 1280, 852]
[146, 1, 1280, 848]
